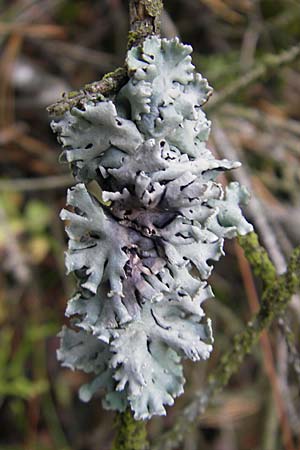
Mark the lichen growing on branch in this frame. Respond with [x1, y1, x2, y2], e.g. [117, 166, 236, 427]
[51, 36, 253, 420]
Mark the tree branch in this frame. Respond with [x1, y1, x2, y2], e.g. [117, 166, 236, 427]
[238, 232, 277, 287]
[47, 1, 163, 117]
[46, 67, 127, 117]
[128, 0, 163, 47]
[112, 410, 149, 450]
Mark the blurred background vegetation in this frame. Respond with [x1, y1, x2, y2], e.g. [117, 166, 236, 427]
[0, 1, 300, 449]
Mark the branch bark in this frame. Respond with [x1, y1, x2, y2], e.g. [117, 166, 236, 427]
[46, 66, 127, 117]
[128, 0, 163, 47]
[47, 1, 163, 117]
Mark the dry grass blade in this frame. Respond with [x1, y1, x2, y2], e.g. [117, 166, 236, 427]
[0, 23, 66, 38]
[199, 392, 260, 427]
[0, 174, 73, 191]
[199, 0, 244, 23]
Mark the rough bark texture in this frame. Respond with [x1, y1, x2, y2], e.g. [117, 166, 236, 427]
[128, 0, 163, 47]
[47, 67, 128, 117]
[47, 1, 163, 117]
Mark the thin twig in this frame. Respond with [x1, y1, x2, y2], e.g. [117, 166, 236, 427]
[0, 33, 23, 127]
[0, 23, 66, 38]
[221, 104, 300, 137]
[47, 0, 163, 117]
[278, 319, 300, 391]
[46, 66, 128, 117]
[0, 174, 73, 191]
[207, 43, 300, 112]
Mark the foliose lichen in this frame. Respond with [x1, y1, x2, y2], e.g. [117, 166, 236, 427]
[51, 36, 253, 420]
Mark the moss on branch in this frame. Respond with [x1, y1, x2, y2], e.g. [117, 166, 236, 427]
[208, 243, 300, 389]
[47, 1, 163, 117]
[112, 410, 149, 450]
[47, 67, 127, 117]
[238, 232, 277, 288]
[128, 0, 163, 48]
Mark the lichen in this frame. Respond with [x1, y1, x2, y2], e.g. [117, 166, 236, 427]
[51, 36, 253, 420]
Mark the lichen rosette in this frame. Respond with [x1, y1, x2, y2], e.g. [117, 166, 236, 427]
[52, 36, 253, 420]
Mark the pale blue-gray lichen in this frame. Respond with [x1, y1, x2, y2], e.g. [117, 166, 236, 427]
[52, 36, 253, 420]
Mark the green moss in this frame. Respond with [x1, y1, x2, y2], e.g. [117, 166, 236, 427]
[112, 410, 149, 450]
[238, 232, 277, 287]
[127, 31, 139, 48]
[102, 67, 126, 81]
[47, 68, 127, 116]
[128, 26, 154, 49]
[67, 90, 80, 99]
[143, 0, 163, 17]
[84, 67, 127, 94]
